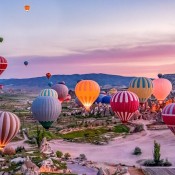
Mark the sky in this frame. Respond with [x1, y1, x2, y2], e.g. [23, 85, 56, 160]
[0, 0, 175, 78]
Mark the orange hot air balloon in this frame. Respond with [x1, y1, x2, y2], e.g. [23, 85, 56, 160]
[46, 73, 51, 79]
[153, 75, 172, 103]
[75, 80, 100, 110]
[24, 5, 30, 11]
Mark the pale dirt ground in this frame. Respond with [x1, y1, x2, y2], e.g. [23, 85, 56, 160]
[47, 120, 175, 166]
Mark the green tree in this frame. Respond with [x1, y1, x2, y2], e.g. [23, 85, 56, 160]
[36, 125, 45, 148]
[153, 140, 161, 164]
[56, 150, 63, 158]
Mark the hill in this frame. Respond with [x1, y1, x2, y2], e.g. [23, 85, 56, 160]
[0, 73, 135, 90]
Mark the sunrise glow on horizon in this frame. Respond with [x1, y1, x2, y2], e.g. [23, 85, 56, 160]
[1, 0, 175, 79]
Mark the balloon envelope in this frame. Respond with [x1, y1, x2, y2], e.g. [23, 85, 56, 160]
[75, 80, 100, 110]
[95, 94, 105, 104]
[110, 91, 139, 123]
[24, 61, 28, 66]
[24, 5, 30, 11]
[46, 73, 51, 79]
[0, 111, 20, 149]
[162, 103, 175, 135]
[39, 89, 58, 99]
[102, 95, 111, 104]
[52, 83, 68, 102]
[0, 56, 8, 76]
[31, 96, 61, 129]
[48, 82, 53, 87]
[153, 78, 172, 102]
[128, 77, 153, 104]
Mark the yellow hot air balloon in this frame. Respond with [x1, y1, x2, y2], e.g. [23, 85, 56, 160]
[75, 80, 100, 110]
[153, 75, 172, 103]
[128, 77, 153, 104]
[108, 88, 117, 96]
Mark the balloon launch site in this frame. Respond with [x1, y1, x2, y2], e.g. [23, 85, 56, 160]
[1, 1, 175, 175]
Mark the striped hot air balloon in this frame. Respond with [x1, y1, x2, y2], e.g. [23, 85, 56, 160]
[153, 77, 172, 103]
[0, 56, 8, 76]
[0, 111, 20, 150]
[52, 83, 68, 102]
[31, 96, 61, 129]
[128, 77, 153, 104]
[39, 89, 58, 99]
[75, 80, 100, 110]
[162, 103, 175, 135]
[110, 91, 139, 123]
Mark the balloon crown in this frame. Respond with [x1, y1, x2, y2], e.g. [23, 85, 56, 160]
[58, 81, 65, 85]
[158, 73, 163, 78]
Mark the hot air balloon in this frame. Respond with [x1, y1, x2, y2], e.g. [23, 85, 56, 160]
[52, 82, 68, 102]
[75, 80, 100, 110]
[64, 94, 71, 102]
[110, 91, 139, 123]
[128, 77, 153, 105]
[108, 88, 117, 96]
[31, 96, 61, 129]
[153, 75, 172, 103]
[46, 73, 51, 79]
[95, 94, 105, 104]
[102, 95, 111, 104]
[0, 37, 3, 43]
[39, 89, 58, 99]
[24, 5, 30, 11]
[24, 61, 28, 66]
[0, 56, 7, 76]
[48, 82, 53, 87]
[162, 103, 175, 135]
[0, 84, 3, 90]
[0, 111, 20, 150]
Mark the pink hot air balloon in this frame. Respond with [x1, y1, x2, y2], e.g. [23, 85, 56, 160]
[52, 82, 68, 102]
[0, 111, 20, 150]
[162, 103, 175, 135]
[153, 76, 172, 103]
[110, 91, 139, 123]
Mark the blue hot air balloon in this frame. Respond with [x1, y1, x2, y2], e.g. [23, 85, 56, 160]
[95, 94, 105, 104]
[102, 95, 111, 104]
[48, 82, 53, 87]
[24, 61, 28, 66]
[31, 96, 61, 129]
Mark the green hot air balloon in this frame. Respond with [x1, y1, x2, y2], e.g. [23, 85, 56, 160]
[31, 96, 61, 129]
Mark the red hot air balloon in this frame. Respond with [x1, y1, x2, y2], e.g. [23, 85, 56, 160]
[162, 103, 175, 135]
[0, 56, 8, 76]
[46, 73, 51, 79]
[110, 91, 139, 123]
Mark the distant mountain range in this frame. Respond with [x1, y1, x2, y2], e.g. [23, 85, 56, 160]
[0, 73, 135, 90]
[0, 73, 174, 90]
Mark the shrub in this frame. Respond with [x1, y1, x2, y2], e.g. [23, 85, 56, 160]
[79, 154, 87, 161]
[64, 153, 71, 160]
[133, 124, 144, 133]
[15, 146, 25, 153]
[163, 159, 172, 166]
[133, 147, 142, 155]
[56, 150, 63, 158]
